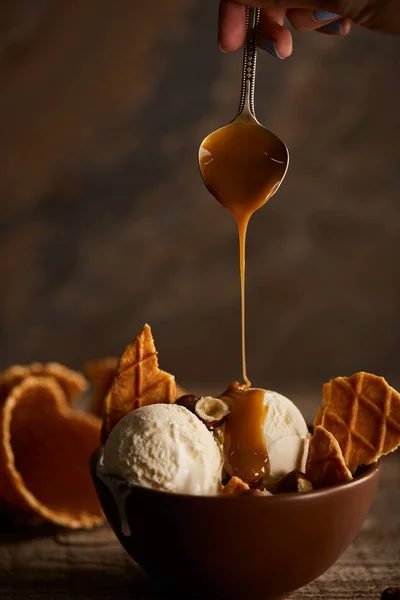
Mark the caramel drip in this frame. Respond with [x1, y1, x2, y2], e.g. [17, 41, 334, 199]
[221, 383, 269, 483]
[199, 121, 286, 386]
[199, 122, 286, 482]
[237, 212, 251, 388]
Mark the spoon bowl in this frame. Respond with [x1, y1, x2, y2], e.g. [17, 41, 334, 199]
[199, 119, 288, 215]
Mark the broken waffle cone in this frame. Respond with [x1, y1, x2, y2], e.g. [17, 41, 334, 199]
[0, 362, 88, 405]
[317, 372, 400, 473]
[0, 376, 103, 528]
[101, 324, 177, 443]
[84, 358, 119, 418]
[306, 426, 353, 489]
[221, 476, 250, 496]
[86, 357, 187, 420]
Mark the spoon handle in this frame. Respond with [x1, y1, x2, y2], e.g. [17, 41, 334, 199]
[237, 6, 261, 120]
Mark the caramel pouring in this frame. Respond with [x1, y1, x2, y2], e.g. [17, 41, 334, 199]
[221, 383, 269, 483]
[198, 8, 288, 485]
[199, 121, 287, 386]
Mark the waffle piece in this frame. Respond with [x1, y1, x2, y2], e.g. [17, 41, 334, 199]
[0, 376, 103, 528]
[0, 362, 87, 405]
[318, 372, 400, 473]
[101, 324, 176, 443]
[221, 476, 250, 496]
[306, 425, 352, 489]
[86, 358, 187, 419]
[85, 358, 119, 417]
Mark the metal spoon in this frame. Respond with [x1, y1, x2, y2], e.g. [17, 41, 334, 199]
[198, 7, 289, 215]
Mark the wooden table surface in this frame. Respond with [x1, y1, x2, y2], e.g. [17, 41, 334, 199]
[0, 452, 399, 600]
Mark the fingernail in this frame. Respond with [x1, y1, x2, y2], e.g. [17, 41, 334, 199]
[218, 42, 229, 53]
[314, 10, 341, 22]
[318, 20, 343, 34]
[259, 38, 283, 59]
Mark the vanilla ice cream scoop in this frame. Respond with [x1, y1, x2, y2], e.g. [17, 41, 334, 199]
[256, 389, 309, 487]
[103, 404, 222, 495]
[262, 390, 308, 442]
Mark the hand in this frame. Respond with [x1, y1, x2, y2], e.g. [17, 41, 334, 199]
[218, 0, 400, 58]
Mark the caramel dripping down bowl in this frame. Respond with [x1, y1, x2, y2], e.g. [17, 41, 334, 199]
[90, 448, 380, 600]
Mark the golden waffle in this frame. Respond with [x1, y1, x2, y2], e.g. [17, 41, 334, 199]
[306, 425, 352, 489]
[317, 372, 400, 473]
[101, 324, 176, 443]
[0, 362, 87, 405]
[221, 476, 249, 496]
[0, 376, 103, 528]
[87, 357, 187, 419]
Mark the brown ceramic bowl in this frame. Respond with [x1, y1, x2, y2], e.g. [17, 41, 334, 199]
[90, 447, 380, 600]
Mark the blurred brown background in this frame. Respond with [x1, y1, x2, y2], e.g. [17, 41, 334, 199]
[0, 0, 400, 399]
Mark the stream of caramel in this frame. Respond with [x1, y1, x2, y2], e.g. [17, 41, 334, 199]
[199, 121, 286, 482]
[221, 382, 269, 482]
[199, 121, 286, 388]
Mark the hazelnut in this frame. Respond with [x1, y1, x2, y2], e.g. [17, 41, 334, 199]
[195, 396, 230, 429]
[176, 394, 230, 430]
[381, 588, 400, 600]
[175, 394, 200, 413]
[275, 470, 313, 495]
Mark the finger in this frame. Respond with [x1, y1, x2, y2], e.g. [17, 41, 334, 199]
[224, 0, 399, 35]
[258, 8, 293, 58]
[287, 8, 342, 32]
[218, 0, 246, 52]
[316, 17, 351, 35]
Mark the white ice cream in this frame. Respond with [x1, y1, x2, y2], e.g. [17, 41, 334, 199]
[103, 403, 222, 495]
[267, 435, 309, 481]
[256, 389, 309, 487]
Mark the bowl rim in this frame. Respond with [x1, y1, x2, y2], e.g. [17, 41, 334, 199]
[91, 446, 381, 503]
